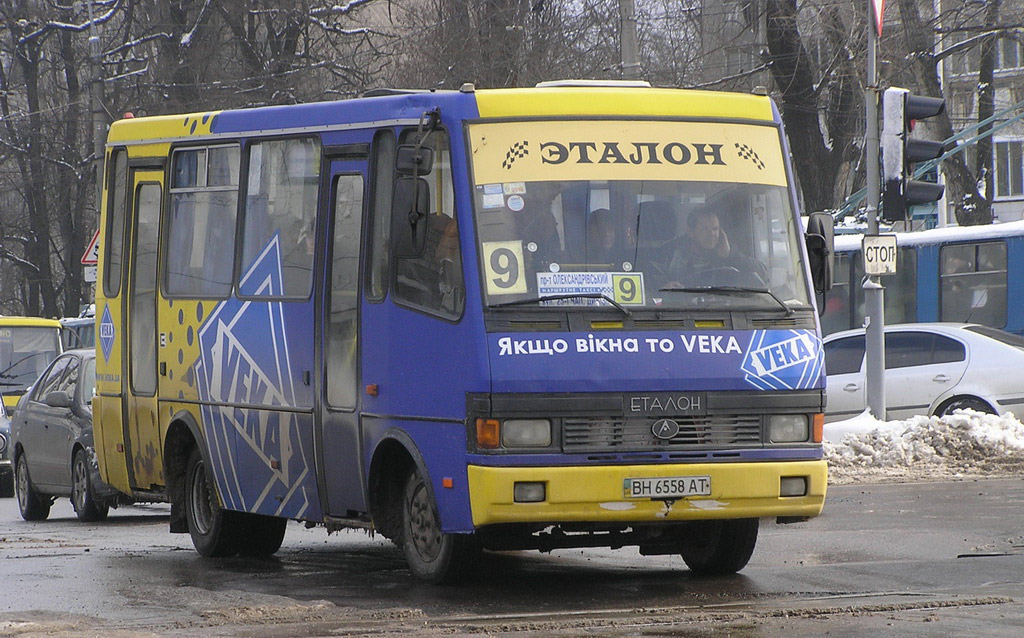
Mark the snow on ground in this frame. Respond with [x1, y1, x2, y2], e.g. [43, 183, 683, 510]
[824, 409, 1024, 484]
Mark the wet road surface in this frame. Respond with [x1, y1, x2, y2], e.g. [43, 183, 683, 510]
[0, 479, 1021, 636]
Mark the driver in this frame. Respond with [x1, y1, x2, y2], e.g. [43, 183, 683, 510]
[666, 206, 763, 286]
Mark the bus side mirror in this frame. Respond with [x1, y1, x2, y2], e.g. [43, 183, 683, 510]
[392, 177, 430, 258]
[396, 144, 433, 175]
[805, 212, 834, 294]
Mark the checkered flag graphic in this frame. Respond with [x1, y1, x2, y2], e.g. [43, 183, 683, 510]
[502, 141, 529, 169]
[735, 143, 766, 170]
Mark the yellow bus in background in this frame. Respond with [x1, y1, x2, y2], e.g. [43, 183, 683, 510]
[0, 317, 64, 413]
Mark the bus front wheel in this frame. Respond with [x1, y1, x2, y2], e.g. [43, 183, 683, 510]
[401, 469, 480, 583]
[185, 447, 239, 557]
[679, 518, 758, 575]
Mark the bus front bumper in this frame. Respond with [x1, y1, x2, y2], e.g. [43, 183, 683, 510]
[467, 460, 827, 527]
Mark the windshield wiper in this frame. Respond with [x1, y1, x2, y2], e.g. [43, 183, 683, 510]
[658, 285, 794, 316]
[491, 293, 632, 316]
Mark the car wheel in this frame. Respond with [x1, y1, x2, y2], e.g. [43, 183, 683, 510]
[401, 468, 480, 584]
[234, 513, 287, 557]
[184, 447, 240, 557]
[15, 455, 51, 521]
[71, 449, 109, 522]
[937, 396, 994, 417]
[679, 518, 758, 575]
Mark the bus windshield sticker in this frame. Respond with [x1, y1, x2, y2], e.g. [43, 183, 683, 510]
[503, 182, 526, 194]
[468, 120, 786, 187]
[482, 240, 528, 295]
[537, 272, 645, 306]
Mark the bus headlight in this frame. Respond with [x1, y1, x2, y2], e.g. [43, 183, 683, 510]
[769, 415, 808, 443]
[0, 432, 7, 455]
[502, 419, 552, 448]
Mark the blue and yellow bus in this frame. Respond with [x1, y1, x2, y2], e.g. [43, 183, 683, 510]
[823, 220, 1024, 336]
[94, 81, 830, 582]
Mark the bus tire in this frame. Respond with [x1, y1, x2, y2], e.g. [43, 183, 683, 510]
[679, 518, 758, 575]
[71, 449, 109, 522]
[184, 447, 239, 557]
[401, 469, 480, 584]
[15, 455, 51, 521]
[235, 513, 287, 557]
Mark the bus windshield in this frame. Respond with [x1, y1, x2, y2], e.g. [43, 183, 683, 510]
[0, 327, 61, 394]
[468, 120, 811, 312]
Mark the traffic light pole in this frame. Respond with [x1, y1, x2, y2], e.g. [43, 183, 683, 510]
[864, 13, 886, 419]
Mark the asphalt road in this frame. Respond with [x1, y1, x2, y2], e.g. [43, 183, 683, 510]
[0, 479, 1022, 637]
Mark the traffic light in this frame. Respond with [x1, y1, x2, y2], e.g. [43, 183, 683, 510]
[880, 87, 946, 222]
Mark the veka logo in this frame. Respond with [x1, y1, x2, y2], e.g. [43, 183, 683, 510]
[740, 330, 824, 392]
[99, 304, 115, 362]
[502, 141, 529, 169]
[538, 141, 726, 166]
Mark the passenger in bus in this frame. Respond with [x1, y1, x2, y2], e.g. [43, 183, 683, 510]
[666, 206, 765, 287]
[586, 208, 634, 271]
[433, 215, 464, 314]
[632, 200, 679, 288]
[517, 185, 564, 274]
[282, 219, 315, 295]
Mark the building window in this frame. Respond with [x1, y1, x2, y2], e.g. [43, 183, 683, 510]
[995, 140, 1023, 198]
[997, 38, 1023, 71]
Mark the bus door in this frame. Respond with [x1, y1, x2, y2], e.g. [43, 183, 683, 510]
[316, 158, 367, 516]
[122, 170, 164, 490]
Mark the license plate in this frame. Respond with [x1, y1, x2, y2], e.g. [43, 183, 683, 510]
[623, 476, 711, 500]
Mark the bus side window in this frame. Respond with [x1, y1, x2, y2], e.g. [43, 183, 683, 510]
[392, 131, 464, 318]
[327, 175, 364, 409]
[940, 241, 1007, 327]
[239, 138, 321, 298]
[103, 149, 129, 297]
[165, 146, 239, 298]
[366, 131, 396, 301]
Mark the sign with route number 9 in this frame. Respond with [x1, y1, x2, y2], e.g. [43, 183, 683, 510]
[612, 273, 644, 305]
[482, 241, 527, 295]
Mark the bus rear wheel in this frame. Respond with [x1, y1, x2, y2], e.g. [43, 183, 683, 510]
[185, 447, 240, 557]
[401, 469, 480, 584]
[235, 513, 287, 557]
[679, 518, 758, 575]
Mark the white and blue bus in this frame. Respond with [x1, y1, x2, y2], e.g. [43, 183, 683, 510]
[823, 220, 1024, 336]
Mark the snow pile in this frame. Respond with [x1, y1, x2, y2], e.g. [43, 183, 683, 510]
[824, 409, 1024, 484]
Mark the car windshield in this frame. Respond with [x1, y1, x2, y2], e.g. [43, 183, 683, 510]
[0, 327, 60, 393]
[964, 325, 1024, 349]
[468, 119, 811, 311]
[83, 357, 96, 402]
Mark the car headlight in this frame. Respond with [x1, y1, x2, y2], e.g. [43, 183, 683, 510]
[501, 419, 552, 448]
[769, 414, 809, 443]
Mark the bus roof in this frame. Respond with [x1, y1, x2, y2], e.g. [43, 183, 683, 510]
[107, 85, 780, 146]
[0, 316, 63, 328]
[835, 219, 1024, 252]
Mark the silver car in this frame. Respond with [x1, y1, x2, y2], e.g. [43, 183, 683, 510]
[823, 323, 1024, 422]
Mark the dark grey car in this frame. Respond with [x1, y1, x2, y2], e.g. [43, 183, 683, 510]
[11, 349, 126, 521]
[0, 402, 12, 497]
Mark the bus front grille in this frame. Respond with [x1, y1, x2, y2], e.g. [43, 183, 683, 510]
[562, 415, 762, 452]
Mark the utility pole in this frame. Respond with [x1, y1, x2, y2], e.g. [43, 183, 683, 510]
[864, 3, 886, 419]
[618, 0, 640, 79]
[87, 0, 105, 217]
